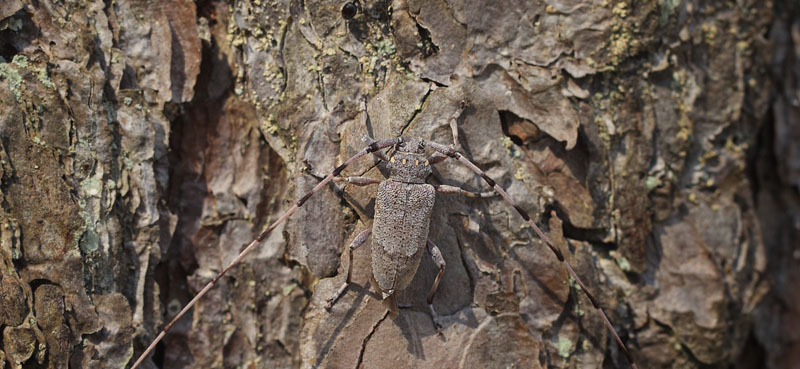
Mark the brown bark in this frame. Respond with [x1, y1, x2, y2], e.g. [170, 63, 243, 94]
[0, 0, 793, 368]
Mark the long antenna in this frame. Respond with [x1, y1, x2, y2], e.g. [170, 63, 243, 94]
[130, 138, 400, 368]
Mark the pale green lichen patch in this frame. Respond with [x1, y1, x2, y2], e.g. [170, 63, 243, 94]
[282, 283, 296, 296]
[557, 337, 574, 358]
[568, 275, 582, 292]
[702, 23, 719, 47]
[376, 39, 396, 56]
[660, 0, 680, 24]
[0, 60, 24, 101]
[500, 136, 523, 160]
[80, 177, 102, 197]
[12, 55, 54, 89]
[11, 54, 29, 68]
[611, 250, 632, 272]
[646, 175, 661, 191]
[514, 167, 529, 182]
[0, 55, 56, 102]
[1, 16, 23, 32]
[35, 66, 54, 89]
[123, 157, 134, 170]
[574, 304, 585, 317]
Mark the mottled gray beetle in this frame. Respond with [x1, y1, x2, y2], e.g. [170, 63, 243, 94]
[132, 107, 638, 369]
[321, 136, 460, 328]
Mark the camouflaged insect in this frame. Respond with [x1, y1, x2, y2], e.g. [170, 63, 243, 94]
[132, 108, 639, 369]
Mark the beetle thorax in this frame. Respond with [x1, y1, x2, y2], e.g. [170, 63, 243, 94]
[388, 138, 431, 184]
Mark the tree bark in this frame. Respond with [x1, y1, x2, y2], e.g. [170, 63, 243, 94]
[0, 0, 792, 368]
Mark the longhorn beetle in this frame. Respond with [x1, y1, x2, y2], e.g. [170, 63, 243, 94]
[131, 104, 638, 368]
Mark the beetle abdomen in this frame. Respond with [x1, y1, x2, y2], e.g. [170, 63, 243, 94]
[371, 181, 435, 293]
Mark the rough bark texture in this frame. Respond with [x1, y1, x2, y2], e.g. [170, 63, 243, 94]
[0, 0, 795, 368]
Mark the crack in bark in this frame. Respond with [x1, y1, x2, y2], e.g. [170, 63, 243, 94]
[397, 84, 434, 138]
[277, 15, 291, 98]
[355, 308, 390, 369]
[317, 86, 436, 220]
[316, 63, 329, 112]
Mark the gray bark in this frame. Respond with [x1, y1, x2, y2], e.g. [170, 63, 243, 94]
[0, 0, 794, 368]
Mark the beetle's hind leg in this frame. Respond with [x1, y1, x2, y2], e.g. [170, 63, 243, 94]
[426, 240, 446, 333]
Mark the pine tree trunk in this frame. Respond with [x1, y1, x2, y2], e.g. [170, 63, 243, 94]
[0, 0, 792, 368]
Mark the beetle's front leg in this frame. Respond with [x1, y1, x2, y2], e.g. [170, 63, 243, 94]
[304, 161, 381, 186]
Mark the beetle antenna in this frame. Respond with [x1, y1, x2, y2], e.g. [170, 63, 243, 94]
[130, 138, 400, 369]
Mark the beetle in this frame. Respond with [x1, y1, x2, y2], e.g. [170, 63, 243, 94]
[130, 104, 638, 368]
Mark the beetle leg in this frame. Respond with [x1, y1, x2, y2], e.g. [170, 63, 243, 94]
[362, 134, 391, 162]
[427, 152, 448, 164]
[303, 163, 380, 186]
[325, 227, 373, 311]
[424, 138, 640, 369]
[426, 240, 446, 333]
[447, 104, 464, 152]
[131, 138, 400, 368]
[358, 96, 392, 163]
[337, 176, 382, 186]
[426, 105, 466, 164]
[433, 184, 496, 198]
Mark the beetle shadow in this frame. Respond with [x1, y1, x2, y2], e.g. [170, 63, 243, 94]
[311, 281, 384, 368]
[394, 308, 429, 361]
[304, 166, 378, 219]
[538, 288, 616, 368]
[506, 232, 619, 365]
[506, 244, 569, 308]
[392, 241, 483, 362]
[393, 300, 482, 361]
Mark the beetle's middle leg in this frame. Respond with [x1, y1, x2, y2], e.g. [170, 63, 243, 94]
[325, 227, 373, 310]
[433, 184, 496, 198]
[426, 240, 446, 332]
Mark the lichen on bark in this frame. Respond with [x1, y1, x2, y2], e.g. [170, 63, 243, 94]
[0, 0, 792, 368]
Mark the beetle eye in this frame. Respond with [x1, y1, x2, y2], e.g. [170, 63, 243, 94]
[341, 2, 358, 20]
